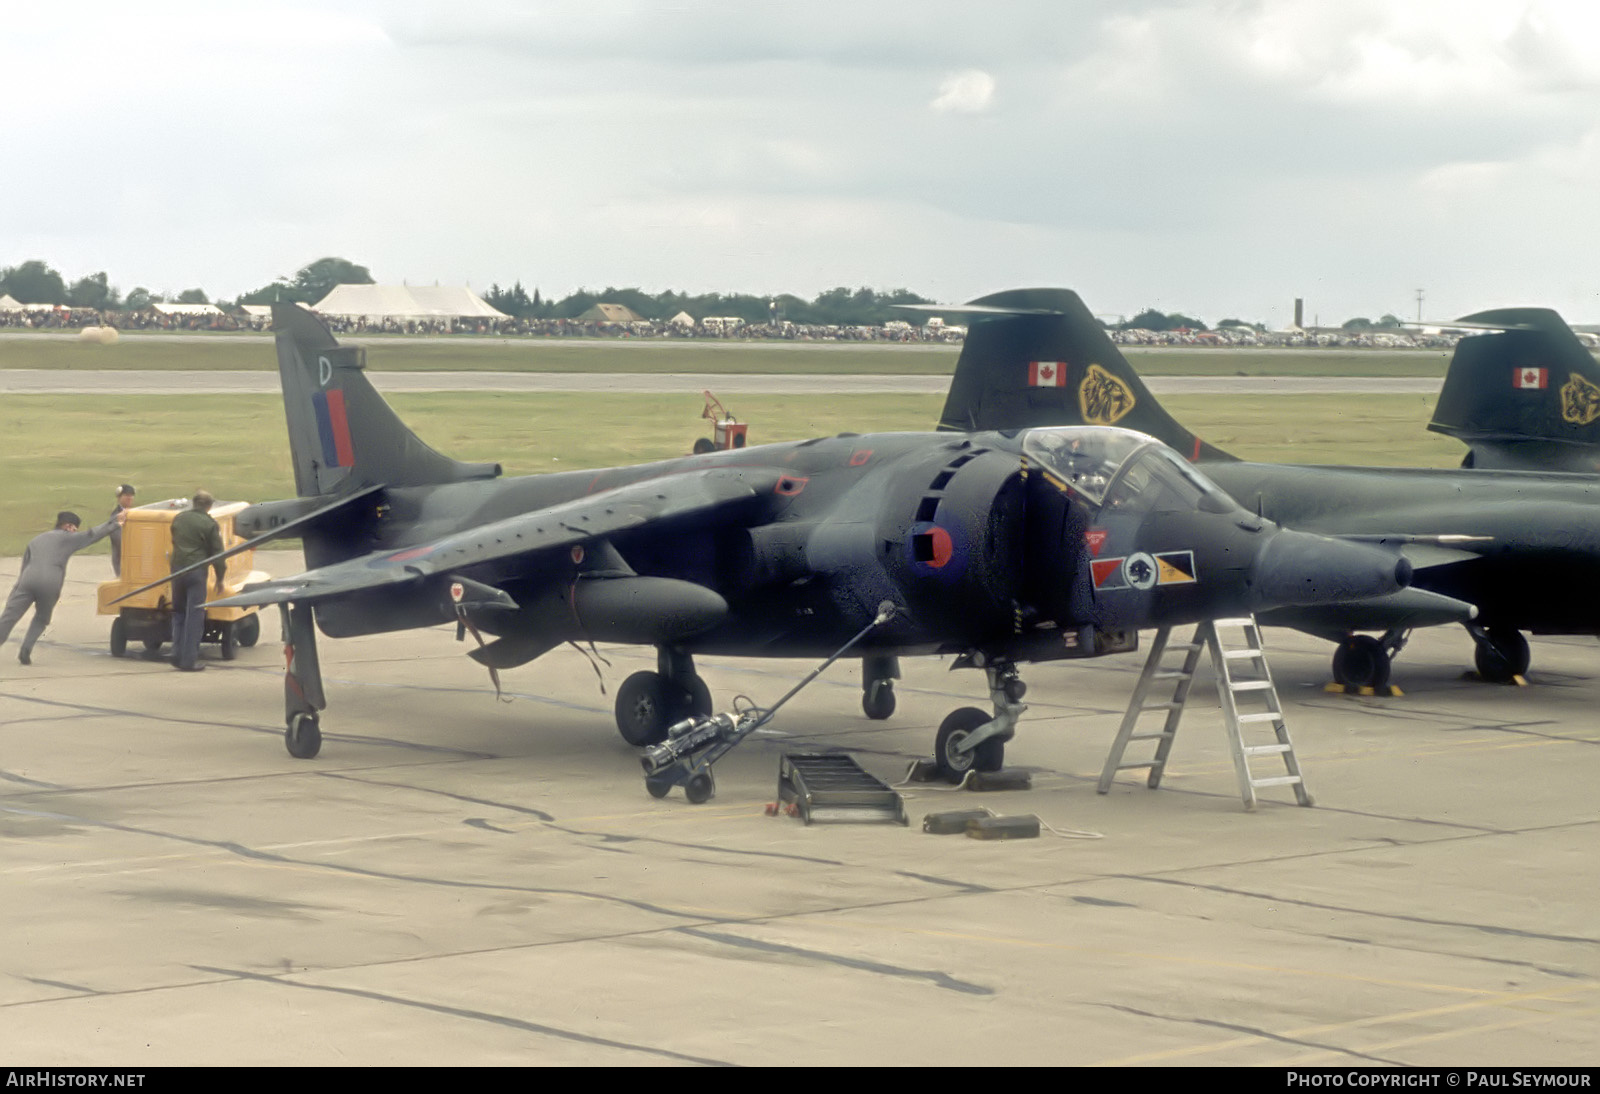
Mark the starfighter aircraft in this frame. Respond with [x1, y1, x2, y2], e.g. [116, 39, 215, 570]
[924, 287, 1600, 690]
[129, 304, 1415, 793]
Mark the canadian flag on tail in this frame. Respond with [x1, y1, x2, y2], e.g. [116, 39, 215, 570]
[1515, 367, 1548, 389]
[1029, 361, 1066, 387]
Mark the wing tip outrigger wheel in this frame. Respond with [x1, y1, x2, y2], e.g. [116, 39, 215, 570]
[286, 712, 322, 759]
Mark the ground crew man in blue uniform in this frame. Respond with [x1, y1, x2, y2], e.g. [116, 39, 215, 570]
[169, 490, 225, 672]
[1, 509, 124, 665]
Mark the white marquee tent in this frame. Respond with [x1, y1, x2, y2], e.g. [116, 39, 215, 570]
[312, 284, 507, 320]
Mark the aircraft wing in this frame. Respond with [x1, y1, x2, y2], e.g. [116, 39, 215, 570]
[109, 484, 387, 606]
[205, 466, 781, 609]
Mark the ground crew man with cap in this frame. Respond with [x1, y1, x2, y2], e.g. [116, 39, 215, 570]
[0, 509, 124, 665]
[169, 490, 225, 672]
[109, 484, 136, 577]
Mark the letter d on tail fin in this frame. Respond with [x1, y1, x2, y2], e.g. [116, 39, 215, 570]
[924, 288, 1233, 461]
[271, 304, 502, 497]
[1427, 307, 1600, 472]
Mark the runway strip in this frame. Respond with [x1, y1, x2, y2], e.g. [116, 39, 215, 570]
[0, 369, 1442, 396]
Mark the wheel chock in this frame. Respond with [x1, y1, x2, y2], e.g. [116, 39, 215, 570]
[967, 769, 1031, 792]
[965, 815, 1041, 841]
[1322, 682, 1404, 697]
[922, 809, 990, 834]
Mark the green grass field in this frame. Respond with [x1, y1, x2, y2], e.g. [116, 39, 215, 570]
[0, 391, 1466, 555]
[0, 330, 1460, 377]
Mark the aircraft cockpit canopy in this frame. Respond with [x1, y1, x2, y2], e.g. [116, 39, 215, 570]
[1022, 426, 1236, 515]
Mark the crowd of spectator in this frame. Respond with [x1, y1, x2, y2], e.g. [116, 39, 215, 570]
[0, 302, 1504, 349]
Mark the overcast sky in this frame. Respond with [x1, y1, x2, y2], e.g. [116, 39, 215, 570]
[6, 0, 1600, 326]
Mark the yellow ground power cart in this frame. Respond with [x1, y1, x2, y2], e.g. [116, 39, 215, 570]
[96, 499, 271, 661]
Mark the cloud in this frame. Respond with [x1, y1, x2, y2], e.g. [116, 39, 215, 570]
[930, 70, 997, 114]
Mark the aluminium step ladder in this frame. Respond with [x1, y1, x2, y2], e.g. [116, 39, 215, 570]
[1097, 616, 1312, 811]
[776, 753, 908, 825]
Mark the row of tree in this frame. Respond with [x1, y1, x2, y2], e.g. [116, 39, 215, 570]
[480, 282, 935, 325]
[1112, 309, 1407, 333]
[1, 257, 938, 327]
[0, 260, 213, 312]
[4, 255, 1409, 331]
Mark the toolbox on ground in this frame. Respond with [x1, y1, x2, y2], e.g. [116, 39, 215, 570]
[96, 500, 270, 660]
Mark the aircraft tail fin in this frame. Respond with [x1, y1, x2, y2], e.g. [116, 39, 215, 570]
[1426, 308, 1600, 471]
[272, 304, 502, 497]
[926, 288, 1233, 461]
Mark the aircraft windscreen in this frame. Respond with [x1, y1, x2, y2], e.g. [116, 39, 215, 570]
[1022, 427, 1156, 507]
[1023, 427, 1237, 515]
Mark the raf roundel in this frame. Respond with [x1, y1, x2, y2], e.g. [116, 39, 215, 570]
[1123, 552, 1158, 591]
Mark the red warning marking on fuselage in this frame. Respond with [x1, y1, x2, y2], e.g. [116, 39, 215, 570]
[1085, 529, 1108, 557]
[1091, 557, 1126, 588]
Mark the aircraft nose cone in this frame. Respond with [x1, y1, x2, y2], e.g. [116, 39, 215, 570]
[1250, 530, 1410, 608]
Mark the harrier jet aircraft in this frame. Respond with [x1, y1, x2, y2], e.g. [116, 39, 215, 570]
[133, 304, 1413, 784]
[923, 287, 1600, 689]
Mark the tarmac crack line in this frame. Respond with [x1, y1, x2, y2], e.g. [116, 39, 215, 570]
[0, 804, 724, 922]
[187, 965, 733, 1066]
[315, 771, 849, 866]
[675, 926, 993, 995]
[0, 691, 500, 760]
[1117, 873, 1600, 946]
[1089, 1002, 1404, 1066]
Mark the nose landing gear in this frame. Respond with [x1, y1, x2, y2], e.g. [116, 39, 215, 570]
[1330, 628, 1408, 691]
[1468, 624, 1530, 683]
[932, 656, 1026, 783]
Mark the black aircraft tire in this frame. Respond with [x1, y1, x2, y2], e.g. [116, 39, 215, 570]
[935, 707, 991, 784]
[684, 772, 716, 804]
[974, 737, 1005, 773]
[1332, 636, 1390, 690]
[616, 671, 673, 747]
[1475, 628, 1529, 682]
[110, 617, 128, 659]
[286, 713, 322, 760]
[862, 680, 896, 720]
[236, 613, 261, 648]
[684, 676, 713, 720]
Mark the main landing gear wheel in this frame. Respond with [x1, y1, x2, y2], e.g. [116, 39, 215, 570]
[934, 707, 1004, 784]
[286, 713, 322, 760]
[109, 617, 128, 658]
[1474, 627, 1530, 683]
[683, 771, 716, 804]
[1332, 635, 1391, 690]
[614, 671, 712, 747]
[862, 679, 896, 720]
